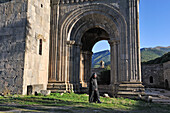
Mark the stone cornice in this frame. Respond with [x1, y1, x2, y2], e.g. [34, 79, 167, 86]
[51, 0, 93, 4]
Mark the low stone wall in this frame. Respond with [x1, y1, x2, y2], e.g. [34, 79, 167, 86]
[91, 68, 110, 85]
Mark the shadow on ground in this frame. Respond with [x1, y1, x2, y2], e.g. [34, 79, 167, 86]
[0, 96, 170, 113]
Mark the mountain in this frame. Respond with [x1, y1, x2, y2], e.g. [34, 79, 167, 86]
[142, 52, 170, 64]
[92, 46, 170, 68]
[141, 46, 170, 62]
[92, 50, 110, 68]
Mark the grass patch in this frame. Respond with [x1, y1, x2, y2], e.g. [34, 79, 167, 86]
[0, 106, 15, 111]
[0, 93, 170, 113]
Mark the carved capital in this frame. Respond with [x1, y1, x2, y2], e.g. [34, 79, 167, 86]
[67, 40, 75, 45]
[81, 51, 93, 55]
[108, 40, 120, 46]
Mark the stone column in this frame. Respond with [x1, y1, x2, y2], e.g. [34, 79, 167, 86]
[48, 4, 59, 82]
[80, 51, 93, 87]
[109, 40, 120, 84]
[109, 40, 120, 95]
[110, 41, 115, 85]
[72, 44, 81, 92]
[129, 0, 141, 82]
[80, 51, 84, 86]
[137, 0, 142, 82]
[66, 40, 75, 83]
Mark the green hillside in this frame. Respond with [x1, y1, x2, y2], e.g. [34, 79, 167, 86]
[92, 50, 110, 68]
[92, 46, 170, 68]
[142, 52, 170, 64]
[141, 48, 165, 62]
[141, 46, 170, 62]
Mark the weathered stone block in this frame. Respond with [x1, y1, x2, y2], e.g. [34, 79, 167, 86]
[40, 90, 51, 96]
[32, 84, 44, 94]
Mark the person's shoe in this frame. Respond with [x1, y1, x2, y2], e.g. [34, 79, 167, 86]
[89, 101, 95, 103]
[97, 100, 102, 103]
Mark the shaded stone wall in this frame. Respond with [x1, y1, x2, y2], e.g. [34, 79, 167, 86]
[142, 64, 164, 88]
[23, 0, 50, 95]
[0, 0, 27, 94]
[163, 61, 170, 89]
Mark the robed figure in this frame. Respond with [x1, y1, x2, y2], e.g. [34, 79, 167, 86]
[89, 73, 102, 103]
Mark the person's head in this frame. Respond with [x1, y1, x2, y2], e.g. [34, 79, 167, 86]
[92, 73, 97, 78]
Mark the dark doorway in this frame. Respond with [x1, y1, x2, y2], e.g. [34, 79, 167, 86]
[149, 76, 153, 83]
[165, 79, 169, 89]
[27, 85, 33, 95]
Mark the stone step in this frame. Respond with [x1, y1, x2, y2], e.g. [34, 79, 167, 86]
[117, 92, 145, 99]
[47, 87, 66, 91]
[117, 82, 145, 98]
[47, 83, 67, 85]
[121, 81, 143, 84]
[117, 91, 145, 95]
[118, 88, 145, 92]
[49, 90, 67, 93]
[119, 84, 144, 88]
[117, 95, 140, 99]
[47, 83, 73, 93]
[152, 99, 170, 103]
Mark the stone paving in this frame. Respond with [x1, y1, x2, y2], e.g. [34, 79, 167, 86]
[145, 88, 170, 104]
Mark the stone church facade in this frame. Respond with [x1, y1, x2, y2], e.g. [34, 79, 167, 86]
[0, 0, 143, 96]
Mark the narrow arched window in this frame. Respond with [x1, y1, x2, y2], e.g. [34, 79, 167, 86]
[39, 39, 42, 55]
[165, 79, 169, 89]
[150, 76, 153, 83]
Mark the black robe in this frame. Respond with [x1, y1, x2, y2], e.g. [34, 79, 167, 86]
[89, 73, 100, 103]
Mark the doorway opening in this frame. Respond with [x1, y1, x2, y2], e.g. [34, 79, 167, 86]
[80, 28, 111, 86]
[165, 79, 169, 89]
[27, 85, 33, 95]
[149, 76, 153, 83]
[92, 40, 110, 85]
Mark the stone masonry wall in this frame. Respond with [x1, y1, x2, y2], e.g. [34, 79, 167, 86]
[163, 61, 170, 88]
[0, 0, 27, 94]
[22, 0, 50, 95]
[142, 64, 164, 88]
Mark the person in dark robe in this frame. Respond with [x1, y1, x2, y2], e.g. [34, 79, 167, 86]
[89, 73, 102, 103]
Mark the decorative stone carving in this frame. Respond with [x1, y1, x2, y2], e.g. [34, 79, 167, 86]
[67, 40, 75, 45]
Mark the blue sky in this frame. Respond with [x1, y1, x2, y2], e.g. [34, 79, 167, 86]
[92, 0, 170, 53]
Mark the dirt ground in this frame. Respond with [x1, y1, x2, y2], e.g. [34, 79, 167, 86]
[1, 88, 170, 113]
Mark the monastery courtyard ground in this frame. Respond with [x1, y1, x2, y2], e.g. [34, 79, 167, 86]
[0, 88, 170, 113]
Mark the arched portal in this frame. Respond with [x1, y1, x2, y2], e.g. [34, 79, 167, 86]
[66, 11, 122, 94]
[48, 2, 143, 97]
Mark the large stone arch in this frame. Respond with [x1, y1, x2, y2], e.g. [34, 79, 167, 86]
[56, 4, 128, 94]
[48, 1, 144, 97]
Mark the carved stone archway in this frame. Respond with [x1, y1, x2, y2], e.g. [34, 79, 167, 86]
[48, 1, 144, 97]
[65, 8, 124, 94]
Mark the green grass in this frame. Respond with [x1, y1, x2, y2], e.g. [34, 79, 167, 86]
[0, 93, 170, 113]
